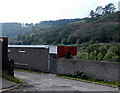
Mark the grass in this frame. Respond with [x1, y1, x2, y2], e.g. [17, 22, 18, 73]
[15, 69, 45, 74]
[0, 73, 22, 84]
[56, 74, 120, 87]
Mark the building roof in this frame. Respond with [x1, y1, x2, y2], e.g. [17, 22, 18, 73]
[8, 45, 49, 49]
[8, 45, 58, 54]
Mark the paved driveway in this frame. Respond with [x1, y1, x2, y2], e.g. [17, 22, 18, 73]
[8, 71, 119, 92]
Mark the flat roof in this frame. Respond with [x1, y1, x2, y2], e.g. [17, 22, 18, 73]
[8, 45, 49, 49]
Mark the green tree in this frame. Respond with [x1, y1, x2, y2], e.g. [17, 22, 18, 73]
[104, 3, 116, 15]
[86, 53, 90, 60]
[94, 50, 98, 56]
[103, 50, 116, 61]
[76, 39, 81, 45]
[94, 6, 103, 18]
[59, 30, 68, 39]
[86, 44, 98, 54]
[99, 44, 108, 55]
[90, 10, 95, 19]
[112, 55, 119, 62]
[68, 35, 76, 44]
[88, 52, 95, 60]
[112, 33, 120, 43]
[97, 52, 104, 60]
[61, 39, 68, 45]
[99, 28, 107, 43]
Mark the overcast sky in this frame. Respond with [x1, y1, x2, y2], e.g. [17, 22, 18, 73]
[0, 0, 119, 23]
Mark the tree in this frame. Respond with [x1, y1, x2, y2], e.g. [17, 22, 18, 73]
[90, 10, 95, 18]
[103, 50, 116, 61]
[112, 33, 120, 43]
[87, 52, 95, 60]
[97, 52, 104, 60]
[94, 6, 103, 18]
[76, 39, 81, 44]
[61, 39, 68, 45]
[94, 50, 98, 56]
[99, 44, 108, 55]
[86, 44, 98, 54]
[68, 35, 76, 44]
[99, 28, 107, 43]
[104, 3, 116, 15]
[112, 55, 119, 62]
[59, 31, 68, 39]
[89, 3, 116, 19]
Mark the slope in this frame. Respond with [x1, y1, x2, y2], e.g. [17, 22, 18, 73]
[10, 11, 119, 45]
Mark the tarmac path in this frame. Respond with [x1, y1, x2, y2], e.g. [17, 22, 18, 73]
[6, 71, 119, 93]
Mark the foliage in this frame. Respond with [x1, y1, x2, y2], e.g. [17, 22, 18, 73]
[77, 43, 120, 62]
[1, 73, 22, 84]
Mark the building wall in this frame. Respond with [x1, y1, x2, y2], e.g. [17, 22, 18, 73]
[57, 59, 119, 81]
[8, 47, 49, 72]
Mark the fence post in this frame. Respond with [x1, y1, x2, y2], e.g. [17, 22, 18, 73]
[8, 58, 14, 77]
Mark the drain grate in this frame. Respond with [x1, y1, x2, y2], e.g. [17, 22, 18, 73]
[51, 85, 70, 88]
[22, 84, 35, 89]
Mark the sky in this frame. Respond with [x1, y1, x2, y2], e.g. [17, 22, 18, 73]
[0, 0, 119, 23]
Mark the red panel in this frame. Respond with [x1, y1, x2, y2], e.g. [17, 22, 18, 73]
[57, 46, 77, 58]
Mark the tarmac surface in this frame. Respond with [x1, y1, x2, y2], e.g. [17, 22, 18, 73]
[4, 71, 119, 93]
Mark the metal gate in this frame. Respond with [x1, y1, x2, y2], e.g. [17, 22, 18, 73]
[49, 54, 57, 74]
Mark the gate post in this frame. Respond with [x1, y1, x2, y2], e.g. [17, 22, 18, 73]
[8, 58, 14, 77]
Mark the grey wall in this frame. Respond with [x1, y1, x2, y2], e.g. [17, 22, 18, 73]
[57, 59, 119, 81]
[8, 47, 49, 72]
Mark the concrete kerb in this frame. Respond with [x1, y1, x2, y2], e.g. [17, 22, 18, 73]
[0, 77, 21, 92]
[0, 83, 20, 92]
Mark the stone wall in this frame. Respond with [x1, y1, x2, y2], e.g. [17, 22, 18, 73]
[57, 59, 119, 81]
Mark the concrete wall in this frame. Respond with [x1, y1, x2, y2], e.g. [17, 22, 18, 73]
[8, 47, 49, 72]
[57, 59, 119, 81]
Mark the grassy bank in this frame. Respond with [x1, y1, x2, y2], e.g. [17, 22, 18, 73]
[15, 69, 45, 74]
[56, 74, 120, 88]
[0, 73, 22, 84]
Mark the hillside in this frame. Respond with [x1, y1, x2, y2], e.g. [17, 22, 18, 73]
[2, 19, 82, 40]
[2, 22, 33, 41]
[35, 18, 82, 28]
[10, 11, 120, 45]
